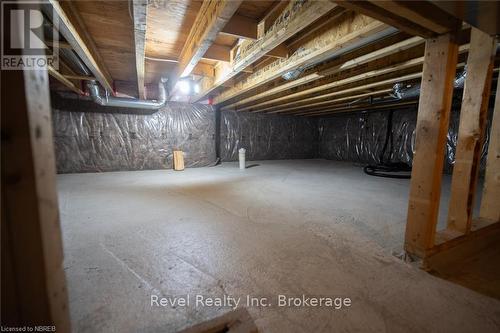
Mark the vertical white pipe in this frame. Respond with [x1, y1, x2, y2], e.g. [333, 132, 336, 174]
[238, 148, 246, 170]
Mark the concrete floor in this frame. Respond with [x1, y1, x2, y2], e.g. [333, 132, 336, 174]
[58, 160, 500, 332]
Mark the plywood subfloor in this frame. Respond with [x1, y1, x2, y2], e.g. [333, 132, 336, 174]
[58, 160, 500, 332]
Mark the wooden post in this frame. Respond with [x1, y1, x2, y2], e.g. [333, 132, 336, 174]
[1, 4, 70, 328]
[479, 69, 500, 223]
[405, 33, 459, 257]
[447, 28, 496, 233]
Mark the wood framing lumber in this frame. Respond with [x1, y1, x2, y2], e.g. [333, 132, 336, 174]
[429, 218, 500, 258]
[447, 28, 496, 233]
[242, 43, 468, 114]
[300, 100, 419, 117]
[257, 0, 290, 38]
[171, 0, 242, 94]
[221, 36, 423, 111]
[241, 53, 426, 112]
[2, 56, 70, 329]
[479, 67, 500, 223]
[133, 0, 148, 99]
[369, 0, 461, 35]
[173, 151, 185, 171]
[255, 72, 423, 113]
[275, 88, 393, 115]
[203, 44, 231, 62]
[212, 11, 393, 105]
[193, 0, 339, 102]
[335, 0, 437, 38]
[220, 14, 258, 40]
[48, 65, 84, 95]
[221, 32, 412, 109]
[62, 74, 96, 81]
[405, 33, 459, 258]
[48, 0, 114, 93]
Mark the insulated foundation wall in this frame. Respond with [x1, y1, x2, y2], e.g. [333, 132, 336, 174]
[220, 110, 318, 161]
[52, 96, 216, 173]
[318, 105, 492, 173]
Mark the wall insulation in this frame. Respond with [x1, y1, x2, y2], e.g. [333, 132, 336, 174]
[220, 110, 318, 161]
[318, 105, 492, 173]
[52, 96, 216, 173]
[51, 95, 492, 174]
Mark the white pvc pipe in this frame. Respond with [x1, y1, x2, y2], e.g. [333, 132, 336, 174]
[238, 148, 246, 170]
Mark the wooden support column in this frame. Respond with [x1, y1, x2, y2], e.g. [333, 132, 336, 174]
[447, 28, 496, 232]
[405, 33, 459, 257]
[479, 69, 500, 223]
[1, 60, 70, 330]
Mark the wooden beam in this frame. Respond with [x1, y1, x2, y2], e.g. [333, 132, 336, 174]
[273, 88, 393, 114]
[266, 43, 289, 59]
[241, 43, 468, 114]
[479, 73, 500, 223]
[2, 47, 70, 329]
[48, 65, 84, 94]
[45, 40, 72, 49]
[335, 0, 437, 38]
[171, 0, 242, 93]
[133, 0, 147, 99]
[235, 40, 429, 112]
[203, 44, 231, 62]
[299, 100, 418, 117]
[257, 0, 290, 38]
[244, 54, 426, 112]
[62, 74, 96, 81]
[193, 0, 339, 102]
[255, 72, 423, 113]
[220, 14, 258, 40]
[405, 33, 459, 258]
[221, 33, 421, 111]
[192, 62, 215, 78]
[447, 28, 496, 233]
[48, 0, 114, 93]
[370, 0, 461, 35]
[212, 11, 391, 105]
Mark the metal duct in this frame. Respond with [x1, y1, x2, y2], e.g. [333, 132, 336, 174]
[393, 69, 467, 100]
[87, 78, 167, 110]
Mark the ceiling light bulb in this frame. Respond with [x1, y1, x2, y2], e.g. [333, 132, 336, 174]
[179, 80, 190, 95]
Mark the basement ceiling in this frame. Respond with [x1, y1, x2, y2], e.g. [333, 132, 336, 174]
[48, 0, 499, 115]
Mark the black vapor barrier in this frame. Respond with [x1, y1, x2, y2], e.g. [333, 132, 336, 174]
[221, 110, 318, 161]
[52, 97, 216, 173]
[318, 105, 492, 174]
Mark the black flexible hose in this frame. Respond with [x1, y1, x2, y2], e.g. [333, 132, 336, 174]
[363, 110, 412, 179]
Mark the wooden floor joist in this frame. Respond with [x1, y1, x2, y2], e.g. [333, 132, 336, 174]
[447, 28, 497, 233]
[49, 0, 114, 93]
[271, 88, 393, 114]
[48, 66, 84, 95]
[212, 11, 392, 106]
[256, 71, 424, 114]
[221, 36, 423, 112]
[193, 0, 339, 102]
[405, 33, 459, 258]
[132, 0, 148, 99]
[235, 43, 469, 114]
[169, 0, 242, 95]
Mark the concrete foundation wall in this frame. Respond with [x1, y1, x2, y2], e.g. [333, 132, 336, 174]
[51, 95, 492, 174]
[220, 110, 318, 162]
[52, 96, 216, 173]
